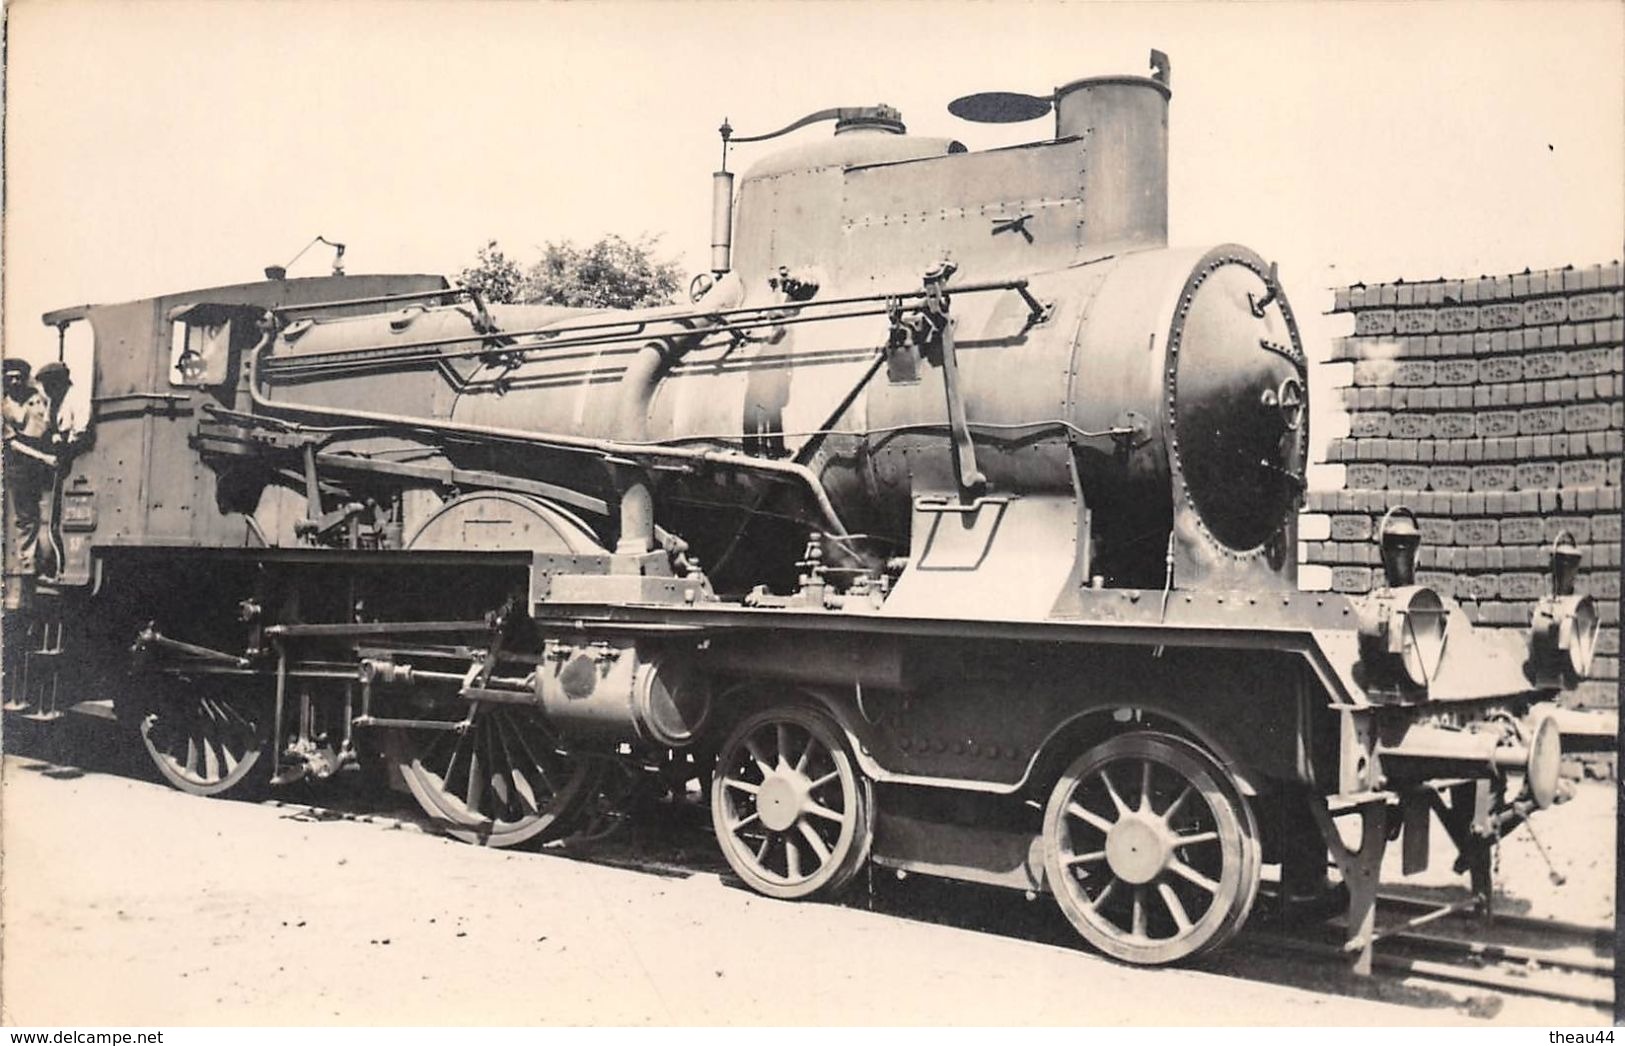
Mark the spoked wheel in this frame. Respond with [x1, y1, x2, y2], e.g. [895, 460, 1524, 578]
[567, 759, 659, 845]
[138, 684, 269, 798]
[711, 705, 873, 900]
[396, 704, 601, 848]
[1042, 731, 1261, 965]
[566, 749, 715, 845]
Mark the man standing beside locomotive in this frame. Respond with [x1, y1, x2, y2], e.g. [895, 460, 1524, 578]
[33, 361, 86, 579]
[35, 361, 85, 452]
[2, 358, 57, 611]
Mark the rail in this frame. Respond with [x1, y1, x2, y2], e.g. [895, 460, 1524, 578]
[1243, 889, 1615, 1010]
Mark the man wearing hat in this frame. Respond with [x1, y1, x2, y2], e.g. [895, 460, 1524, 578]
[34, 360, 87, 578]
[3, 357, 35, 425]
[3, 358, 57, 611]
[35, 360, 86, 454]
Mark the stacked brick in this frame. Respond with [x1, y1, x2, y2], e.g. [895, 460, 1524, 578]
[1303, 262, 1623, 715]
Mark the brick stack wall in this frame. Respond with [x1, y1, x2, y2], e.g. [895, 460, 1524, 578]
[1302, 262, 1623, 720]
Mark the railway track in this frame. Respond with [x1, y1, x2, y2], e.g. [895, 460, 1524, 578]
[10, 714, 1613, 1019]
[259, 781, 1615, 1014]
[1243, 891, 1615, 1011]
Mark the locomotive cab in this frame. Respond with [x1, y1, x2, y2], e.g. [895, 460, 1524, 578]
[33, 275, 451, 574]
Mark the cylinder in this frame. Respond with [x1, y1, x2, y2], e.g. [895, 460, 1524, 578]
[535, 640, 712, 748]
[1053, 75, 1169, 250]
[711, 171, 735, 274]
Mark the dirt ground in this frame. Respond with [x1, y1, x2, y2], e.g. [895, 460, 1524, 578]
[1390, 774, 1617, 928]
[0, 722, 1615, 1027]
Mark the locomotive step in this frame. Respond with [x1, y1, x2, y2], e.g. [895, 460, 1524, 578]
[66, 698, 117, 721]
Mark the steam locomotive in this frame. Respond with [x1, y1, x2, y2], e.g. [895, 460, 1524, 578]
[5, 53, 1599, 969]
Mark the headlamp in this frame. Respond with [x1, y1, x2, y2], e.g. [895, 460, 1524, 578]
[1357, 507, 1448, 691]
[1358, 584, 1449, 690]
[1528, 532, 1599, 684]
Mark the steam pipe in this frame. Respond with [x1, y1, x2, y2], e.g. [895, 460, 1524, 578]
[613, 339, 668, 555]
[615, 480, 655, 555]
[610, 275, 745, 553]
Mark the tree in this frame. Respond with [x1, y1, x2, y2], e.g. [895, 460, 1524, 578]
[457, 241, 526, 304]
[458, 234, 683, 309]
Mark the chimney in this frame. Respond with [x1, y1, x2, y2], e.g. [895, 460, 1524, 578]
[1053, 67, 1170, 250]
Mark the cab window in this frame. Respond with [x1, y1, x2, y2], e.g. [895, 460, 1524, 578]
[167, 306, 234, 387]
[169, 317, 232, 386]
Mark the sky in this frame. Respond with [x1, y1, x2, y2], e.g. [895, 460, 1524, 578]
[4, 0, 1623, 388]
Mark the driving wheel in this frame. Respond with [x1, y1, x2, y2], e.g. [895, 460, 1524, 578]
[711, 704, 873, 900]
[138, 683, 269, 798]
[1042, 730, 1261, 964]
[396, 703, 601, 848]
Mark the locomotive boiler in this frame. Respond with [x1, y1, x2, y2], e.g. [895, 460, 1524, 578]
[7, 52, 1599, 970]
